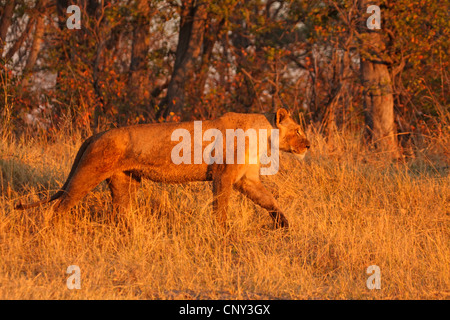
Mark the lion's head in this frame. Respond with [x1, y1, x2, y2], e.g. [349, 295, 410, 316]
[275, 108, 310, 160]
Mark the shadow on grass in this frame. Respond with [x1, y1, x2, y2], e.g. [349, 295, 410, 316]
[0, 157, 60, 197]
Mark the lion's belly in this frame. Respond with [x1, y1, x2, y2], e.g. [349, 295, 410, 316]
[128, 163, 211, 183]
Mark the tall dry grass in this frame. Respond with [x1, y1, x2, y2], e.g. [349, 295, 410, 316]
[0, 126, 449, 299]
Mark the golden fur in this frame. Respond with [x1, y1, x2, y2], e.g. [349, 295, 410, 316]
[16, 108, 310, 229]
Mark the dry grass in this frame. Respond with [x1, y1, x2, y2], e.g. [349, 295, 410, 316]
[0, 129, 449, 299]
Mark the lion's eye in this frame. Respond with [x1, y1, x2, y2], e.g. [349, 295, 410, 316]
[296, 130, 301, 136]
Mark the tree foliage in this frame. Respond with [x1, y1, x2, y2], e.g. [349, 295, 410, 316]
[0, 0, 448, 148]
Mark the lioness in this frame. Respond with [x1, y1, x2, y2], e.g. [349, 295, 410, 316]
[16, 108, 310, 229]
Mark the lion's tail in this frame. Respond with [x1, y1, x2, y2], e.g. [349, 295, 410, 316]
[15, 135, 96, 210]
[15, 190, 65, 210]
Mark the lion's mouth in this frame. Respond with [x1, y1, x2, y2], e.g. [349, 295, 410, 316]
[289, 145, 308, 160]
[293, 151, 307, 161]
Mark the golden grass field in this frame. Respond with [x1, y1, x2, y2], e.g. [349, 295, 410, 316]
[0, 128, 449, 299]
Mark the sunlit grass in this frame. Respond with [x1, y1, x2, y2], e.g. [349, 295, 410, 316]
[0, 129, 449, 299]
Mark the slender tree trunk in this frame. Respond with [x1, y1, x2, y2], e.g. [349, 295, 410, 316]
[359, 0, 399, 157]
[192, 17, 224, 117]
[231, 14, 256, 112]
[24, 1, 47, 74]
[56, 0, 69, 30]
[128, 1, 151, 105]
[0, 1, 15, 51]
[159, 0, 208, 120]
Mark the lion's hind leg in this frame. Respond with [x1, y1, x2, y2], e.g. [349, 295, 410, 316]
[106, 171, 141, 212]
[52, 167, 113, 214]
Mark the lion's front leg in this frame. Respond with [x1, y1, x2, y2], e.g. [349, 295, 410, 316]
[212, 178, 233, 230]
[211, 165, 240, 230]
[234, 177, 289, 229]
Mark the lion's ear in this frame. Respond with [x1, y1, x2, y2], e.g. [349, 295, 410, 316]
[276, 108, 289, 127]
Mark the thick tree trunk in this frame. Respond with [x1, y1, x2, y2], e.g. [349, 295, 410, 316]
[4, 16, 34, 61]
[0, 1, 15, 51]
[360, 60, 398, 153]
[359, 0, 399, 157]
[159, 0, 208, 120]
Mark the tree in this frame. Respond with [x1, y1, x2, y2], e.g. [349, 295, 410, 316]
[0, 0, 16, 52]
[23, 0, 48, 76]
[358, 0, 399, 157]
[158, 0, 209, 120]
[0, 0, 447, 144]
[128, 0, 152, 105]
